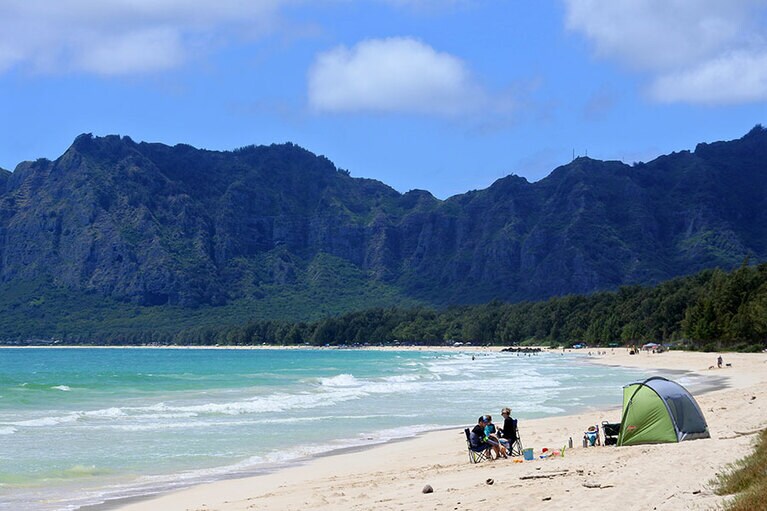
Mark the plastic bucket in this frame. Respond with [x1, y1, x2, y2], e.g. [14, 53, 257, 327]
[522, 448, 534, 461]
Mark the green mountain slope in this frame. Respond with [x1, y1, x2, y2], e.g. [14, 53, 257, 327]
[0, 125, 765, 337]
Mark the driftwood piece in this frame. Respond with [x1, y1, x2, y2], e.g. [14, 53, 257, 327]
[582, 482, 614, 489]
[519, 470, 569, 480]
[720, 427, 764, 439]
[733, 428, 763, 436]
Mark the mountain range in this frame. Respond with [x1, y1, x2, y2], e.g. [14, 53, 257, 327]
[1, 126, 765, 318]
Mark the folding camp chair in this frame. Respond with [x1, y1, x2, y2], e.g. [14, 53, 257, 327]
[602, 421, 620, 446]
[506, 418, 523, 457]
[464, 428, 490, 463]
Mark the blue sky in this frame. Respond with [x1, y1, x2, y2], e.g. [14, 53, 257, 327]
[0, 1, 765, 198]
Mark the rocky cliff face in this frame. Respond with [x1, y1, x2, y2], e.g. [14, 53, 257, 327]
[1, 127, 765, 308]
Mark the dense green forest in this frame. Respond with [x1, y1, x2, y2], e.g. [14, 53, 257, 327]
[185, 262, 766, 351]
[7, 262, 767, 351]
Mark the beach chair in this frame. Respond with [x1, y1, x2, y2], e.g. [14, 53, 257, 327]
[602, 421, 620, 446]
[503, 418, 523, 457]
[583, 424, 601, 447]
[464, 428, 490, 463]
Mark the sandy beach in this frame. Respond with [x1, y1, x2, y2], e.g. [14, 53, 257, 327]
[106, 349, 767, 511]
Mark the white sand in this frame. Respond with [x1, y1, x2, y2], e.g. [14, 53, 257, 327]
[109, 349, 767, 511]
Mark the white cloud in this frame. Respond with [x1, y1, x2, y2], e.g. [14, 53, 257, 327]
[307, 37, 490, 116]
[75, 28, 186, 76]
[564, 0, 751, 71]
[0, 0, 472, 76]
[650, 50, 767, 104]
[564, 0, 767, 104]
[0, 0, 286, 75]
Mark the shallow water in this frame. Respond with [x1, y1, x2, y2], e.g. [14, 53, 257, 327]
[0, 348, 651, 510]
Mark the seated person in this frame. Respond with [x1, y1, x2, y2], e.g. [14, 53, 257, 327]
[497, 407, 517, 449]
[483, 415, 508, 458]
[470, 416, 500, 459]
[584, 425, 600, 446]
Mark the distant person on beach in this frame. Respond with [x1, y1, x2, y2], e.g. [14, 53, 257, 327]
[470, 416, 500, 459]
[717, 355, 723, 368]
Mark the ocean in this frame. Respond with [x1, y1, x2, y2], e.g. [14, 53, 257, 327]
[0, 347, 655, 510]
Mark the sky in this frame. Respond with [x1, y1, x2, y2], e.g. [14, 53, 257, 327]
[0, 1, 766, 199]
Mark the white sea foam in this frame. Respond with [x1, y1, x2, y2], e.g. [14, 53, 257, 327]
[7, 407, 127, 428]
[108, 422, 214, 432]
[51, 385, 71, 391]
[253, 413, 395, 424]
[111, 373, 434, 420]
[425, 360, 465, 376]
[318, 373, 361, 387]
[85, 407, 126, 418]
[8, 414, 80, 427]
[133, 387, 365, 416]
[0, 426, 17, 435]
[135, 412, 199, 420]
[382, 373, 422, 383]
[87, 413, 412, 433]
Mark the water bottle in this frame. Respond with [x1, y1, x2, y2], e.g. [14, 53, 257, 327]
[568, 437, 573, 449]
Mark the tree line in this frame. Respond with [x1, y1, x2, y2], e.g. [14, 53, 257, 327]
[51, 262, 767, 351]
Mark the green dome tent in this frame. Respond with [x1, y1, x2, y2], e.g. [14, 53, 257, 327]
[617, 376, 710, 446]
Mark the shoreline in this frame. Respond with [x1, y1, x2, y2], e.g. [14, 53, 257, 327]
[94, 349, 767, 511]
[90, 386, 722, 511]
[81, 425, 462, 511]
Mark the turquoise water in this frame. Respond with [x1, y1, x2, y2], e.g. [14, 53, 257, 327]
[0, 348, 648, 510]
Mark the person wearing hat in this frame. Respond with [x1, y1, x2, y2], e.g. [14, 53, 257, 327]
[497, 407, 517, 451]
